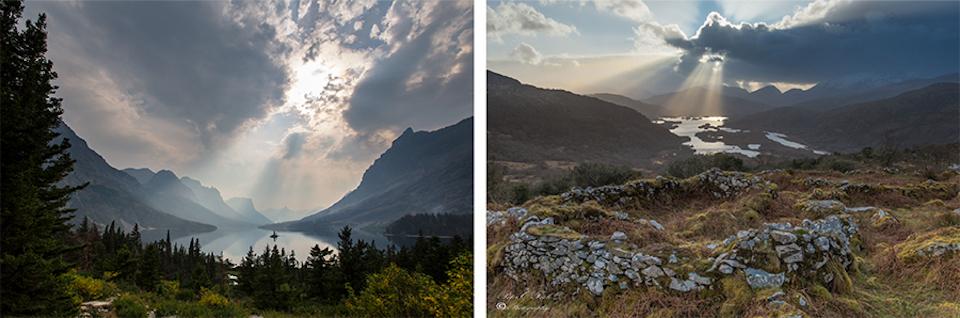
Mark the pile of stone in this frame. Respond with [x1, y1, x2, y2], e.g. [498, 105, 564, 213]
[500, 213, 861, 296]
[560, 169, 765, 206]
[487, 207, 528, 226]
[711, 215, 860, 288]
[502, 228, 712, 295]
[913, 241, 960, 258]
[696, 168, 767, 199]
[798, 199, 847, 216]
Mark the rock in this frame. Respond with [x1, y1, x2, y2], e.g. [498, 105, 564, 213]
[611, 231, 628, 242]
[798, 295, 808, 308]
[587, 278, 604, 295]
[486, 211, 505, 226]
[649, 220, 665, 231]
[625, 269, 640, 281]
[594, 259, 606, 269]
[521, 217, 554, 233]
[815, 236, 831, 252]
[775, 243, 802, 257]
[507, 207, 528, 218]
[801, 199, 846, 216]
[669, 253, 679, 264]
[719, 264, 734, 274]
[669, 278, 697, 292]
[614, 211, 629, 220]
[642, 266, 665, 278]
[663, 267, 676, 277]
[744, 268, 786, 289]
[631, 254, 659, 266]
[770, 230, 798, 244]
[688, 272, 711, 285]
[767, 290, 786, 302]
[589, 241, 605, 250]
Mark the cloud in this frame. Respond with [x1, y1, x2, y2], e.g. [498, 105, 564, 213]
[31, 1, 290, 153]
[510, 43, 543, 64]
[487, 2, 577, 40]
[343, 0, 473, 139]
[661, 1, 960, 83]
[28, 0, 473, 211]
[592, 0, 655, 22]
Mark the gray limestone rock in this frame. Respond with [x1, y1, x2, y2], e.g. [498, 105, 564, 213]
[745, 268, 786, 289]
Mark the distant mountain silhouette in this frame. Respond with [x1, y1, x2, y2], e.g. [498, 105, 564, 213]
[54, 124, 215, 235]
[266, 117, 473, 232]
[255, 205, 302, 223]
[731, 83, 960, 152]
[719, 73, 960, 108]
[181, 177, 272, 225]
[223, 197, 274, 225]
[487, 71, 687, 168]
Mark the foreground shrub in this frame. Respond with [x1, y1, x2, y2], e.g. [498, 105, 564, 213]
[65, 272, 119, 302]
[345, 264, 439, 317]
[114, 293, 148, 318]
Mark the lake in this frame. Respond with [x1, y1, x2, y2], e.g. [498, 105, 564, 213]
[655, 116, 829, 157]
[657, 116, 761, 157]
[144, 227, 390, 263]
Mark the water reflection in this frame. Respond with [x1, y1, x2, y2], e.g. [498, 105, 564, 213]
[658, 116, 760, 158]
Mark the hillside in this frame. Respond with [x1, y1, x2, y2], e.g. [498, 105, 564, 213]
[266, 117, 474, 232]
[54, 124, 215, 235]
[590, 93, 665, 118]
[731, 83, 960, 153]
[488, 71, 687, 169]
[487, 150, 960, 317]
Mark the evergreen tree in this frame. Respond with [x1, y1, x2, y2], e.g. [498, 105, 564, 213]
[304, 244, 335, 301]
[1, 1, 85, 315]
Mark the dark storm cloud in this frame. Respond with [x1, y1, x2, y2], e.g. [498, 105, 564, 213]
[30, 1, 290, 148]
[665, 1, 960, 83]
[344, 0, 473, 136]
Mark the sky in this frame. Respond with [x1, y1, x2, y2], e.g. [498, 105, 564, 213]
[488, 0, 960, 98]
[26, 0, 473, 213]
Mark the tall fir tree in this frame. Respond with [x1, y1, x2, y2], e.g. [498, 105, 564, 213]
[1, 0, 86, 315]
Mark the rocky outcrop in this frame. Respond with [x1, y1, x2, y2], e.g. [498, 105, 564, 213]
[896, 227, 960, 262]
[499, 213, 860, 296]
[560, 169, 768, 206]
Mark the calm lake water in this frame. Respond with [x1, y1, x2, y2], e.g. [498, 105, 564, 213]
[144, 227, 390, 263]
[656, 116, 828, 157]
[657, 116, 760, 157]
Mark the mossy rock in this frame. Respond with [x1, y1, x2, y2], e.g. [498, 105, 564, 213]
[527, 224, 583, 240]
[895, 227, 960, 262]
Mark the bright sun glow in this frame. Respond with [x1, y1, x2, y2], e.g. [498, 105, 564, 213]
[663, 54, 724, 115]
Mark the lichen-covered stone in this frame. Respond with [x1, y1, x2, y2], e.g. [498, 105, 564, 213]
[745, 268, 786, 289]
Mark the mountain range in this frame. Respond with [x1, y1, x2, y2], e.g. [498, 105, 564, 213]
[55, 124, 214, 236]
[266, 117, 474, 232]
[487, 71, 687, 169]
[593, 73, 959, 120]
[56, 123, 276, 238]
[729, 83, 960, 153]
